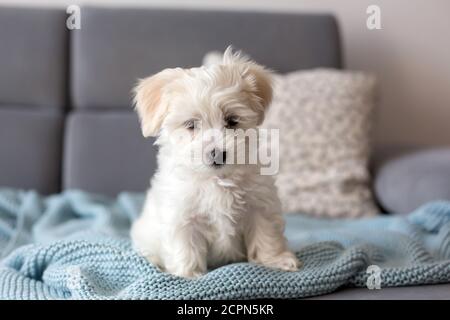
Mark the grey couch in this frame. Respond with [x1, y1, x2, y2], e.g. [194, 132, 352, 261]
[0, 5, 449, 299]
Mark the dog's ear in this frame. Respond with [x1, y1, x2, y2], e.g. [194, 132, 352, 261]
[243, 64, 273, 125]
[222, 46, 273, 125]
[133, 68, 184, 137]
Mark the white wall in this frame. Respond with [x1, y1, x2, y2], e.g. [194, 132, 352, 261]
[2, 0, 450, 149]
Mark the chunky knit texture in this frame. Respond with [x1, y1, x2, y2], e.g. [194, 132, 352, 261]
[262, 69, 378, 218]
[0, 188, 449, 299]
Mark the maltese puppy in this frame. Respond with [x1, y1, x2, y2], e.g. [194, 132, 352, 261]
[131, 47, 300, 278]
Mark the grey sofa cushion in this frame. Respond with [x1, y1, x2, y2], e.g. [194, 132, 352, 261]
[0, 108, 63, 194]
[71, 7, 341, 109]
[0, 7, 68, 108]
[63, 111, 158, 195]
[374, 148, 450, 214]
[309, 283, 450, 300]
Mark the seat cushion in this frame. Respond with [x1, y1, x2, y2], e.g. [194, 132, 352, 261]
[309, 283, 450, 300]
[63, 111, 158, 195]
[0, 7, 68, 108]
[374, 148, 450, 213]
[0, 108, 63, 194]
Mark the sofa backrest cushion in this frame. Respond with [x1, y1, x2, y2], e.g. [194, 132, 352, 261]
[71, 7, 342, 110]
[0, 7, 67, 194]
[0, 7, 68, 108]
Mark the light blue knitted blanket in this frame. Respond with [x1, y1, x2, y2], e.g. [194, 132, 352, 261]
[0, 188, 449, 299]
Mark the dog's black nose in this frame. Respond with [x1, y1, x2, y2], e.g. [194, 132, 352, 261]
[210, 148, 226, 167]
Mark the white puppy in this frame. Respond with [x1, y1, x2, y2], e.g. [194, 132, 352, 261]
[131, 48, 300, 278]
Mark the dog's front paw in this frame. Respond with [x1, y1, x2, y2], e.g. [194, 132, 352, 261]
[167, 266, 206, 279]
[263, 251, 301, 272]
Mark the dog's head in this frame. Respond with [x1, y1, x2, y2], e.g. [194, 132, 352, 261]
[133, 47, 273, 174]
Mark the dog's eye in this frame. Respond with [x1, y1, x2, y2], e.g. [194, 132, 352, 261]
[184, 119, 198, 130]
[225, 116, 239, 128]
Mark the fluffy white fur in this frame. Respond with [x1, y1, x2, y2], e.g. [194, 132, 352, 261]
[131, 47, 300, 278]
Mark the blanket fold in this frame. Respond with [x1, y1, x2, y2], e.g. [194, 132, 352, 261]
[0, 188, 449, 299]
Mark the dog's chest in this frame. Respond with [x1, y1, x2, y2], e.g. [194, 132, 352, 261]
[193, 177, 247, 228]
[190, 177, 248, 263]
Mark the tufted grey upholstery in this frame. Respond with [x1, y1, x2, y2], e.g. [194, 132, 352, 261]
[71, 8, 341, 110]
[0, 7, 68, 108]
[63, 111, 158, 195]
[0, 7, 67, 193]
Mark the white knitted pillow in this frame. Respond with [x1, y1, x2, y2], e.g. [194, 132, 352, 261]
[262, 69, 379, 218]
